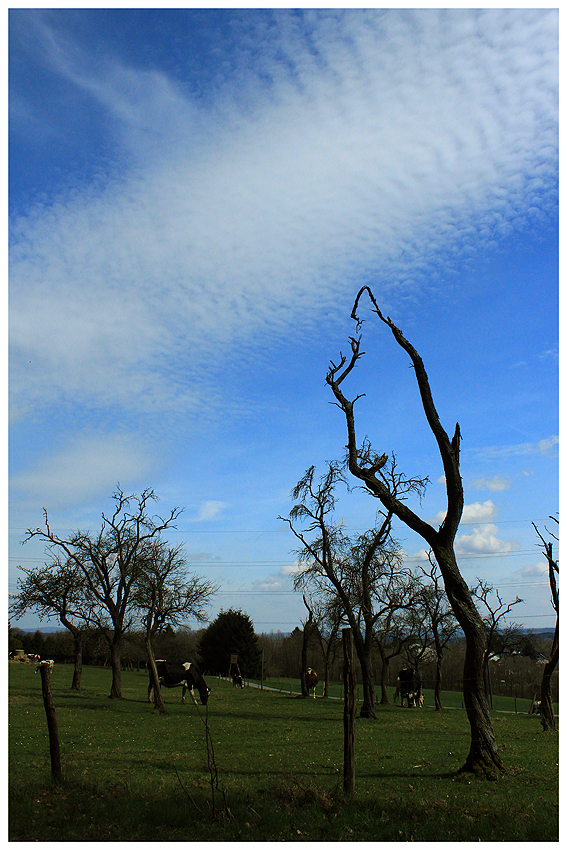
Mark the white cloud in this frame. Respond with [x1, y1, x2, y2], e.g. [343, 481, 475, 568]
[431, 500, 498, 526]
[463, 501, 498, 524]
[455, 523, 519, 555]
[514, 561, 548, 580]
[281, 562, 303, 576]
[10, 9, 558, 430]
[472, 476, 510, 492]
[251, 562, 301, 592]
[190, 501, 229, 522]
[403, 548, 432, 565]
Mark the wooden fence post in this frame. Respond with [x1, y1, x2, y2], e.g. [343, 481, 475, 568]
[342, 628, 355, 797]
[38, 663, 62, 783]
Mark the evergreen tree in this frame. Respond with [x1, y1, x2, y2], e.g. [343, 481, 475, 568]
[197, 608, 262, 678]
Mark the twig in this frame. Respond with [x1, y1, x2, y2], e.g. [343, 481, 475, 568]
[174, 766, 204, 814]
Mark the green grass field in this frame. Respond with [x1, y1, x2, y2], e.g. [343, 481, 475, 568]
[9, 664, 559, 841]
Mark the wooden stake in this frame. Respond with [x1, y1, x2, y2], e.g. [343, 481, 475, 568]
[37, 663, 62, 783]
[342, 628, 356, 796]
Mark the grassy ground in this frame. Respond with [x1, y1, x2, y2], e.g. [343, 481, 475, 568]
[254, 676, 541, 714]
[9, 663, 559, 841]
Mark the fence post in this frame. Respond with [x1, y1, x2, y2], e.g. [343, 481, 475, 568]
[38, 663, 62, 784]
[342, 628, 355, 797]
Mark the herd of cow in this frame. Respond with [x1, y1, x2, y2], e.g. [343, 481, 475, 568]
[146, 661, 423, 708]
[19, 653, 423, 708]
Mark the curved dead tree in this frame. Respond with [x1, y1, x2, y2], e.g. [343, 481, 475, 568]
[326, 285, 503, 777]
[533, 518, 558, 731]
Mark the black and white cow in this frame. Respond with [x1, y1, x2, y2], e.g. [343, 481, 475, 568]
[395, 668, 422, 708]
[148, 660, 210, 705]
[232, 673, 244, 688]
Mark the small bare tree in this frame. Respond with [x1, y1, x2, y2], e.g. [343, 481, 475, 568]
[326, 286, 503, 775]
[23, 487, 183, 699]
[301, 592, 343, 697]
[10, 556, 92, 690]
[533, 517, 558, 731]
[133, 540, 217, 713]
[418, 557, 459, 710]
[471, 579, 523, 708]
[281, 462, 412, 718]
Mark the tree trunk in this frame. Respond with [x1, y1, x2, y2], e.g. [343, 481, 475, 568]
[379, 656, 390, 705]
[71, 632, 83, 691]
[109, 637, 122, 699]
[357, 652, 376, 718]
[300, 615, 311, 697]
[342, 628, 356, 796]
[435, 547, 503, 777]
[434, 656, 443, 711]
[347, 624, 376, 718]
[146, 636, 167, 715]
[539, 622, 558, 731]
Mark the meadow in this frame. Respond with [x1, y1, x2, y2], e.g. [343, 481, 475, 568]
[9, 663, 558, 842]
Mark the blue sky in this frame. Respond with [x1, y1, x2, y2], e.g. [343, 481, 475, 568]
[9, 7, 558, 635]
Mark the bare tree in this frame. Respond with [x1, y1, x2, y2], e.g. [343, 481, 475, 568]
[299, 591, 344, 697]
[133, 540, 217, 713]
[326, 285, 503, 775]
[23, 487, 182, 699]
[281, 463, 410, 718]
[374, 616, 416, 706]
[418, 556, 459, 710]
[471, 579, 523, 708]
[533, 517, 558, 731]
[10, 556, 92, 690]
[369, 565, 423, 705]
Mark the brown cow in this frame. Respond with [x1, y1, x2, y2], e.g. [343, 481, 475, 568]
[305, 668, 319, 698]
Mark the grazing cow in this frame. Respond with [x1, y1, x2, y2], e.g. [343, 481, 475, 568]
[396, 668, 422, 708]
[34, 659, 54, 673]
[232, 673, 244, 688]
[148, 660, 210, 706]
[305, 668, 319, 698]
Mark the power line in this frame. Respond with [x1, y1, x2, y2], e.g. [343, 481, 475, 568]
[8, 551, 544, 570]
[7, 517, 556, 534]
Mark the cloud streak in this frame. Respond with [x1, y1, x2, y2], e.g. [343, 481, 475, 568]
[10, 9, 558, 432]
[10, 433, 157, 510]
[469, 435, 559, 460]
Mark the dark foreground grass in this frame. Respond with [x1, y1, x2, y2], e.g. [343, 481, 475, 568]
[9, 664, 558, 841]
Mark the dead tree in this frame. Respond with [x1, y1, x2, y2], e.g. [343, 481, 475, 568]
[326, 285, 503, 776]
[533, 518, 558, 731]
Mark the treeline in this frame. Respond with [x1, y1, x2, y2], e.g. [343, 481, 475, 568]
[260, 627, 557, 702]
[9, 623, 557, 703]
